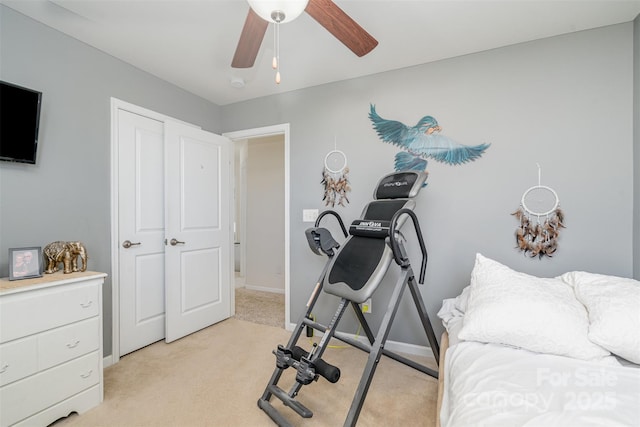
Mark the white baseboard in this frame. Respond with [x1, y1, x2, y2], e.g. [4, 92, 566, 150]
[103, 354, 113, 368]
[242, 284, 285, 294]
[383, 339, 432, 357]
[285, 322, 431, 358]
[234, 275, 245, 288]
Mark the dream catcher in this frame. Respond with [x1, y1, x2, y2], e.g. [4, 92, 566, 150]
[321, 146, 351, 207]
[512, 165, 565, 259]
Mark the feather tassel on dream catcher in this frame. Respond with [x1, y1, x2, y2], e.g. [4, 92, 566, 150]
[511, 165, 565, 259]
[321, 146, 351, 207]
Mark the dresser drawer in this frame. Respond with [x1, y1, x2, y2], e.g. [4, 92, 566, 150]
[0, 351, 100, 427]
[0, 337, 37, 387]
[38, 317, 100, 371]
[0, 280, 100, 343]
[13, 385, 101, 427]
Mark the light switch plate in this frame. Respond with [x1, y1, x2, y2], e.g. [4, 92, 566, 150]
[303, 209, 319, 222]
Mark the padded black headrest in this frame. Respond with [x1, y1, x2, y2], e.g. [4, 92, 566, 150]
[374, 171, 428, 200]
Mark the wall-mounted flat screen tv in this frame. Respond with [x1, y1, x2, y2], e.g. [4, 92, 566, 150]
[0, 81, 42, 164]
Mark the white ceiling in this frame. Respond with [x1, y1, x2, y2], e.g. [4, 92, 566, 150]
[3, 0, 640, 106]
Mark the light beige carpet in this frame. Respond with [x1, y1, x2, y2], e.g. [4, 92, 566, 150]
[234, 287, 285, 328]
[52, 318, 438, 426]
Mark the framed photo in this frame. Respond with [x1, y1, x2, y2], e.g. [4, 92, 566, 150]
[9, 247, 43, 281]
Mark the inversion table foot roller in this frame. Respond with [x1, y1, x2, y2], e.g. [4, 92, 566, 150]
[258, 171, 440, 427]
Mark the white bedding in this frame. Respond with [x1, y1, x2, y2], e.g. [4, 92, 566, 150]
[440, 339, 640, 426]
[438, 255, 640, 427]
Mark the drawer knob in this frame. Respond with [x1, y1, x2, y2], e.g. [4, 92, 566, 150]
[0, 363, 8, 373]
[67, 340, 81, 349]
[80, 300, 93, 308]
[81, 370, 93, 379]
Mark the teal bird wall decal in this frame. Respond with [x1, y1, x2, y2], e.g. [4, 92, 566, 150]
[368, 104, 490, 172]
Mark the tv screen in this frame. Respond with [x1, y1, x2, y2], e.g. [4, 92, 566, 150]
[0, 81, 42, 164]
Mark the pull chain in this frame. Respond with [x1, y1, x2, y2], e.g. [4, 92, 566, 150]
[272, 19, 281, 84]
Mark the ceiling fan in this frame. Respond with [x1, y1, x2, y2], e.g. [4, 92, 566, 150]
[231, 0, 378, 69]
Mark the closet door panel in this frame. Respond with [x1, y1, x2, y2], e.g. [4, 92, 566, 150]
[164, 122, 232, 343]
[182, 140, 220, 229]
[117, 110, 166, 356]
[181, 248, 221, 311]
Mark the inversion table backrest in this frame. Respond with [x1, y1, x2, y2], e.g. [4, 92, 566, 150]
[323, 171, 427, 303]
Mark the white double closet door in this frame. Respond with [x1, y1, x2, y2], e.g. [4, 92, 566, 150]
[116, 107, 231, 357]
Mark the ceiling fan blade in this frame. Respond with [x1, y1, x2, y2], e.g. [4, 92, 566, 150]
[232, 8, 269, 68]
[305, 0, 378, 57]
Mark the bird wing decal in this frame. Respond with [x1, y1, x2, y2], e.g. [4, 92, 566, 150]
[394, 152, 428, 172]
[368, 104, 410, 149]
[409, 133, 491, 165]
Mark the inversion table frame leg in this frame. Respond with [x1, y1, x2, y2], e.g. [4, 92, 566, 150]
[342, 264, 438, 427]
[258, 262, 334, 426]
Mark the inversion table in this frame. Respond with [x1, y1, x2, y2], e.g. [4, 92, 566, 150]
[258, 171, 440, 427]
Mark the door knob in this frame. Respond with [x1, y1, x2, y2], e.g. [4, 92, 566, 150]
[170, 238, 185, 246]
[122, 240, 141, 249]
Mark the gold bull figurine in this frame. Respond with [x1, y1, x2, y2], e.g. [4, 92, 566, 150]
[43, 241, 88, 274]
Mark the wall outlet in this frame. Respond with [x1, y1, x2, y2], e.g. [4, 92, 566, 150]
[361, 299, 372, 314]
[303, 209, 319, 223]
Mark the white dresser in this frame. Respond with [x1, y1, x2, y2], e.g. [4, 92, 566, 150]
[0, 271, 106, 427]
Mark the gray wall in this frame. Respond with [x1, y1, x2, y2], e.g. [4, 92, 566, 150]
[222, 23, 636, 345]
[0, 6, 222, 357]
[634, 14, 640, 280]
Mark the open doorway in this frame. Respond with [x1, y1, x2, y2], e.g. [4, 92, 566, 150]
[224, 125, 290, 329]
[234, 135, 284, 327]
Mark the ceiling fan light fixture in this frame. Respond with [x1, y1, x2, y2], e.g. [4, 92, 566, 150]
[247, 0, 309, 24]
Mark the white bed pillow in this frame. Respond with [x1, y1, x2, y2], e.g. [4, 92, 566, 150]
[458, 254, 609, 360]
[561, 271, 640, 364]
[437, 286, 470, 347]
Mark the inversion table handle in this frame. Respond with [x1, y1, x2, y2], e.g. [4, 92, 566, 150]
[389, 208, 428, 284]
[315, 210, 348, 238]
